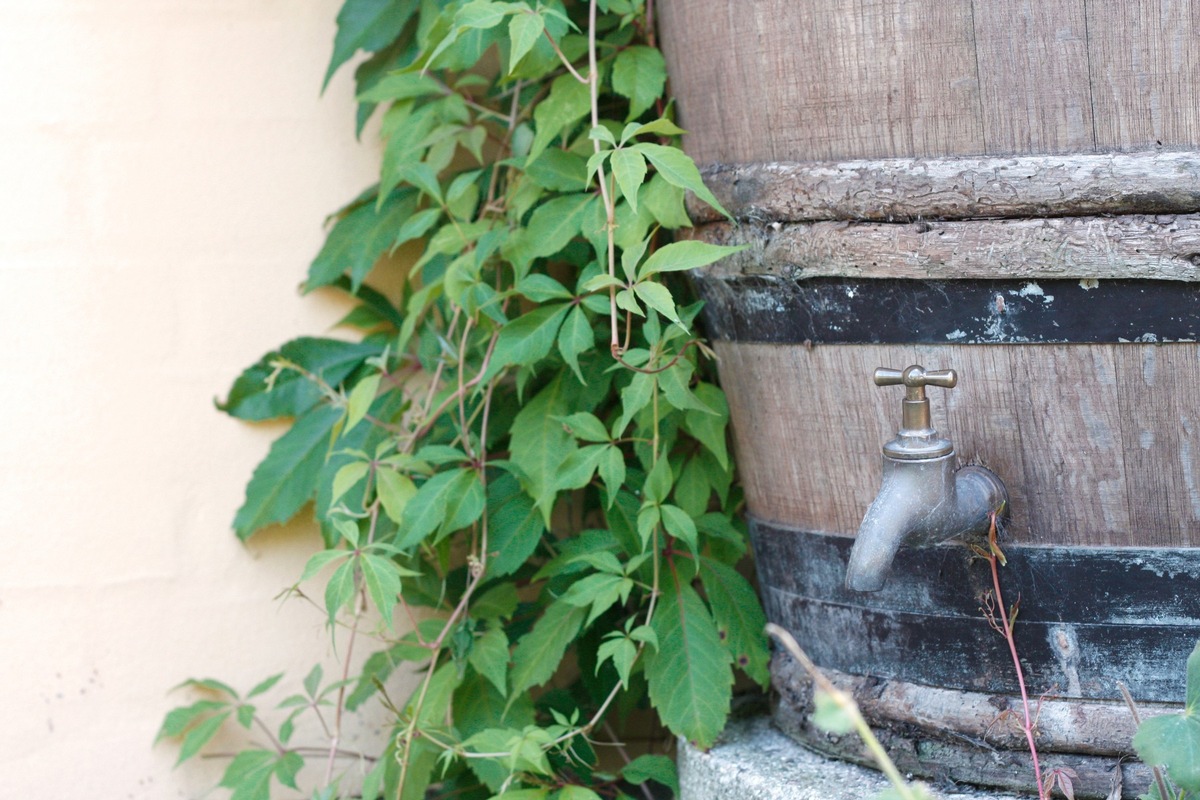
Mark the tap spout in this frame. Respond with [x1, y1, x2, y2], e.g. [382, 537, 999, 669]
[846, 456, 1006, 592]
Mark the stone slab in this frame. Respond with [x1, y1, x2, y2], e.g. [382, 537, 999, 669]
[680, 716, 1028, 800]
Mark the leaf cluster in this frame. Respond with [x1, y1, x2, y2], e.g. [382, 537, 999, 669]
[159, 2, 765, 799]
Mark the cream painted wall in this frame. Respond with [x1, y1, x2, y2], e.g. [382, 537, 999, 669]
[0, 2, 415, 795]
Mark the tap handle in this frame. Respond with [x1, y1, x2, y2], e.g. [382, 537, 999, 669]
[874, 365, 957, 457]
[874, 365, 957, 390]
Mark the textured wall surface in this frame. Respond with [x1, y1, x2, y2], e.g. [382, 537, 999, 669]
[0, 2, 411, 795]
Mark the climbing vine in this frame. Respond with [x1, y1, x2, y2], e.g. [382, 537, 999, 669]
[157, 1, 766, 798]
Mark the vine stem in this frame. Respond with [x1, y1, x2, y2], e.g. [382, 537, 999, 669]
[1119, 682, 1171, 800]
[765, 623, 918, 800]
[984, 513, 1046, 800]
[586, 0, 621, 356]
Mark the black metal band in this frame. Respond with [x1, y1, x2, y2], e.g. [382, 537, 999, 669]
[694, 275, 1200, 344]
[751, 519, 1200, 702]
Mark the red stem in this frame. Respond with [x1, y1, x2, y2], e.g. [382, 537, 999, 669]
[987, 518, 1045, 799]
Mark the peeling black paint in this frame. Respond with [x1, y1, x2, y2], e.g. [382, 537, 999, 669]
[693, 275, 1200, 343]
[752, 520, 1200, 703]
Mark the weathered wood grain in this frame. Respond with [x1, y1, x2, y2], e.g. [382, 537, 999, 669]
[659, 1, 1200, 164]
[656, 0, 985, 163]
[689, 215, 1200, 281]
[1088, 2, 1200, 151]
[687, 151, 1200, 224]
[712, 340, 1200, 547]
[970, 0, 1094, 155]
[772, 656, 1154, 798]
[771, 653, 1168, 757]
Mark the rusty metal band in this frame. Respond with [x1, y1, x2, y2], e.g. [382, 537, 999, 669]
[691, 275, 1200, 344]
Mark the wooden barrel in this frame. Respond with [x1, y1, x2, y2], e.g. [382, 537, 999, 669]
[658, 3, 1200, 797]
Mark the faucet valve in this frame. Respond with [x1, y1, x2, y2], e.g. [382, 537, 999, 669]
[847, 364, 1009, 591]
[875, 365, 956, 460]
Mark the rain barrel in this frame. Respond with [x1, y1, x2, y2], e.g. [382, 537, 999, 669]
[657, 3, 1200, 797]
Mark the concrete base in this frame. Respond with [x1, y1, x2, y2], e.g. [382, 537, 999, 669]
[680, 716, 1027, 800]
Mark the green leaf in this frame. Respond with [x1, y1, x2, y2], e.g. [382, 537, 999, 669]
[641, 173, 692, 229]
[525, 149, 589, 192]
[246, 673, 284, 699]
[156, 700, 227, 742]
[509, 374, 577, 522]
[359, 553, 403, 628]
[485, 303, 571, 381]
[617, 371, 654, 433]
[485, 472, 546, 578]
[324, 0, 418, 89]
[598, 445, 626, 506]
[508, 11, 545, 73]
[331, 460, 370, 505]
[356, 71, 442, 104]
[439, 469, 485, 541]
[398, 162, 443, 204]
[633, 142, 730, 218]
[302, 664, 324, 699]
[175, 710, 231, 765]
[561, 572, 633, 626]
[660, 504, 698, 553]
[456, 0, 516, 30]
[219, 337, 380, 422]
[468, 625, 510, 694]
[274, 752, 303, 791]
[529, 73, 591, 162]
[638, 240, 745, 278]
[612, 46, 666, 120]
[626, 118, 687, 143]
[497, 790, 549, 800]
[374, 468, 415, 524]
[580, 273, 624, 293]
[397, 468, 484, 548]
[219, 749, 276, 800]
[394, 207, 442, 248]
[632, 281, 680, 325]
[674, 456, 712, 517]
[646, 580, 733, 748]
[559, 412, 609, 442]
[571, 550, 625, 575]
[324, 558, 357, 623]
[509, 601, 586, 697]
[300, 549, 349, 583]
[684, 383, 730, 469]
[1135, 643, 1200, 792]
[555, 444, 607, 493]
[811, 691, 857, 735]
[233, 406, 340, 540]
[644, 456, 673, 505]
[447, 170, 482, 219]
[637, 505, 660, 549]
[611, 149, 648, 213]
[308, 190, 417, 292]
[556, 305, 594, 383]
[517, 274, 572, 302]
[558, 787, 602, 800]
[622, 754, 680, 796]
[699, 557, 770, 686]
[589, 125, 617, 146]
[505, 194, 594, 276]
[598, 635, 637, 689]
[473, 582, 520, 620]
